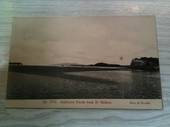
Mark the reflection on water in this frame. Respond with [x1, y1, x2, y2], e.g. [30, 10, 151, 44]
[67, 70, 162, 99]
[7, 67, 162, 99]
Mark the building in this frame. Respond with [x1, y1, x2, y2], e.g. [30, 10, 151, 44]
[130, 57, 159, 71]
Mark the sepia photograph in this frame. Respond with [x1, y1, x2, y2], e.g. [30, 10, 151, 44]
[6, 16, 162, 109]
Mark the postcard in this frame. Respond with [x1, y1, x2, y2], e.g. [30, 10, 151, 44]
[6, 16, 162, 109]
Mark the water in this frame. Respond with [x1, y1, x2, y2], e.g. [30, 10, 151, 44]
[7, 66, 162, 99]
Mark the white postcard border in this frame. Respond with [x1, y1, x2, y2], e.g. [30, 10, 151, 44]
[6, 99, 162, 109]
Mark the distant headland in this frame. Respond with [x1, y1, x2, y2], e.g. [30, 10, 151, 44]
[9, 57, 159, 71]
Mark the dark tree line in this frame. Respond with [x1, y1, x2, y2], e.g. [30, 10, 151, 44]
[130, 57, 159, 71]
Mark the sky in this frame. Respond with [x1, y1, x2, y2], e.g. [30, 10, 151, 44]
[10, 16, 159, 65]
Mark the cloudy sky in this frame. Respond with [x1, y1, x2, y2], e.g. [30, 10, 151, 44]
[10, 16, 158, 65]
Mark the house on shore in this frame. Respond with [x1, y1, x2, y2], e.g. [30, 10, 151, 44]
[130, 57, 159, 71]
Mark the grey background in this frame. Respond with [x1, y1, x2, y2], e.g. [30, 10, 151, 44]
[0, 0, 170, 127]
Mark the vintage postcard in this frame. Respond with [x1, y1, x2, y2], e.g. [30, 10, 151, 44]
[6, 16, 162, 109]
